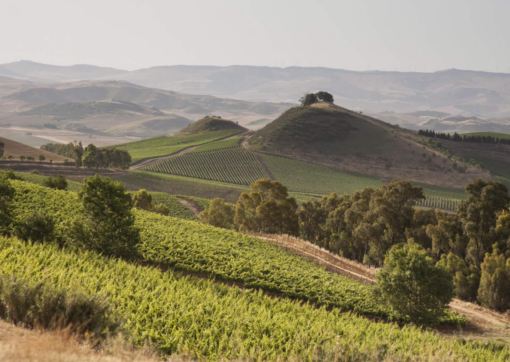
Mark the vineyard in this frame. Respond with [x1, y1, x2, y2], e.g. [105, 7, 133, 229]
[9, 180, 466, 326]
[143, 147, 270, 185]
[115, 130, 241, 163]
[189, 136, 242, 153]
[2, 237, 507, 361]
[416, 196, 461, 212]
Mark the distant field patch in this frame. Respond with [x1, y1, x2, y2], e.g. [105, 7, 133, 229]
[144, 147, 269, 185]
[116, 130, 240, 163]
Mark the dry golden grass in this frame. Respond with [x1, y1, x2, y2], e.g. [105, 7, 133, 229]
[0, 320, 184, 362]
[0, 137, 67, 163]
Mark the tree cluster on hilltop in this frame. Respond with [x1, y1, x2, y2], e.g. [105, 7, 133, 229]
[419, 129, 510, 145]
[299, 91, 334, 106]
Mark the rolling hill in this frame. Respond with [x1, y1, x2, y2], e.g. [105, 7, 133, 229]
[0, 136, 67, 162]
[248, 102, 491, 188]
[176, 116, 246, 135]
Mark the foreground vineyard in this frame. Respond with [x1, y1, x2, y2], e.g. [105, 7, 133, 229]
[144, 147, 269, 185]
[2, 237, 508, 361]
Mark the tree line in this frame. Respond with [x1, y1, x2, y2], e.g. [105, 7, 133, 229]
[41, 142, 131, 169]
[201, 177, 510, 314]
[419, 129, 510, 145]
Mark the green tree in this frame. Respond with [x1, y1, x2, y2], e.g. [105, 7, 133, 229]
[477, 248, 510, 311]
[315, 91, 334, 103]
[299, 93, 318, 106]
[20, 155, 26, 161]
[65, 175, 140, 259]
[437, 253, 479, 301]
[132, 189, 153, 211]
[152, 203, 170, 216]
[201, 198, 236, 229]
[0, 141, 4, 158]
[43, 175, 68, 190]
[0, 177, 15, 235]
[39, 154, 46, 162]
[458, 179, 510, 266]
[14, 212, 55, 243]
[235, 179, 299, 235]
[376, 242, 454, 324]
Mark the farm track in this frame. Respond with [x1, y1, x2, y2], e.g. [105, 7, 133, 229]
[175, 197, 202, 218]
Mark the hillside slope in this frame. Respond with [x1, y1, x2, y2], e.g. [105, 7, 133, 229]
[176, 116, 246, 135]
[0, 136, 67, 162]
[248, 103, 490, 188]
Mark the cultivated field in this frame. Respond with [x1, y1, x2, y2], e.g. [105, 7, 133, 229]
[0, 136, 67, 163]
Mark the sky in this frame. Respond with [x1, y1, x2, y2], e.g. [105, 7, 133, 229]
[1, 0, 509, 73]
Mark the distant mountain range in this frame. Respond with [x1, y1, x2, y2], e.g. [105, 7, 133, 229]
[3, 60, 510, 119]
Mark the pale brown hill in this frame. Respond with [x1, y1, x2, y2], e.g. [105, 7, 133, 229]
[249, 102, 490, 188]
[0, 137, 67, 163]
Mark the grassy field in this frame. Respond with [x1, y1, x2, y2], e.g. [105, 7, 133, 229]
[115, 130, 240, 163]
[144, 148, 269, 185]
[189, 136, 242, 153]
[0, 137, 67, 163]
[261, 154, 467, 199]
[111, 171, 249, 203]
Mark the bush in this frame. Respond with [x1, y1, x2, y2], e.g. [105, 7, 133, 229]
[43, 174, 68, 190]
[477, 248, 510, 311]
[152, 203, 170, 216]
[0, 274, 117, 338]
[65, 175, 140, 259]
[376, 242, 454, 324]
[14, 212, 55, 243]
[201, 198, 235, 229]
[0, 177, 15, 235]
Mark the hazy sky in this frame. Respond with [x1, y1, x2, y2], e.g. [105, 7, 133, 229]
[2, 0, 509, 72]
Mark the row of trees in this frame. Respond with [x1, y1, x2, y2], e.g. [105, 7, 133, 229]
[299, 91, 334, 106]
[41, 142, 131, 169]
[201, 178, 510, 313]
[419, 129, 510, 145]
[0, 141, 4, 158]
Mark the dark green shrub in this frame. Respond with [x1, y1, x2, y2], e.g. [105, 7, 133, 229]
[43, 174, 68, 190]
[14, 212, 55, 243]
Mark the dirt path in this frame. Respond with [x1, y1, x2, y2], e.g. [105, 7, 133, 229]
[175, 197, 202, 218]
[252, 232, 510, 343]
[130, 145, 200, 170]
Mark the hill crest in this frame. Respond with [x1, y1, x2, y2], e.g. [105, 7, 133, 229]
[176, 116, 247, 135]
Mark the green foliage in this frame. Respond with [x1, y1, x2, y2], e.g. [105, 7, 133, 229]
[0, 141, 3, 158]
[200, 198, 236, 229]
[14, 211, 55, 243]
[66, 175, 140, 259]
[41, 141, 84, 166]
[377, 242, 454, 324]
[132, 189, 178, 217]
[315, 91, 334, 103]
[299, 93, 318, 106]
[116, 130, 239, 163]
[437, 253, 480, 301]
[477, 248, 510, 311]
[82, 144, 131, 169]
[299, 180, 425, 266]
[0, 237, 498, 361]
[235, 179, 299, 235]
[132, 189, 153, 211]
[38, 154, 45, 162]
[177, 116, 246, 135]
[43, 174, 68, 190]
[458, 179, 510, 266]
[145, 147, 270, 185]
[0, 273, 116, 337]
[0, 177, 15, 235]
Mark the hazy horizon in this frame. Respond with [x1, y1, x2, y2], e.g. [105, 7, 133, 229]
[2, 0, 509, 73]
